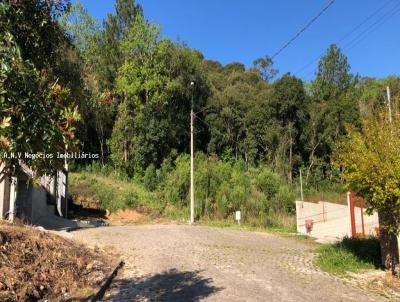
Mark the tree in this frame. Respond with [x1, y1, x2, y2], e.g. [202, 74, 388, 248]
[0, 2, 79, 175]
[335, 111, 400, 272]
[312, 44, 355, 101]
[1, 0, 71, 72]
[60, 2, 116, 165]
[269, 73, 308, 183]
[204, 61, 271, 165]
[306, 44, 360, 181]
[60, 1, 100, 58]
[109, 15, 210, 175]
[96, 0, 143, 91]
[252, 56, 278, 82]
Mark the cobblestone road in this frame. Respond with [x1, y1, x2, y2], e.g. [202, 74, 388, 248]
[71, 224, 388, 302]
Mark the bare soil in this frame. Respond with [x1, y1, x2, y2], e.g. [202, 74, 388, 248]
[107, 209, 146, 223]
[0, 222, 113, 302]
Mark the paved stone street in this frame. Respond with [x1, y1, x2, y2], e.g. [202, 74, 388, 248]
[71, 224, 388, 302]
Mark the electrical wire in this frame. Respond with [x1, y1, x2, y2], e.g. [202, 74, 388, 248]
[301, 2, 400, 81]
[271, 0, 336, 60]
[294, 0, 395, 77]
[343, 2, 400, 52]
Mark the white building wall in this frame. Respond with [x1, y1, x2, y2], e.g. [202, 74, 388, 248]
[296, 200, 380, 243]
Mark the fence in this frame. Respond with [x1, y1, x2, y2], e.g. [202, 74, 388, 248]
[295, 192, 379, 243]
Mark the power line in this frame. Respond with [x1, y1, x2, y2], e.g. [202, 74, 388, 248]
[337, 0, 395, 46]
[300, 2, 400, 81]
[294, 0, 395, 77]
[342, 2, 400, 52]
[271, 0, 336, 60]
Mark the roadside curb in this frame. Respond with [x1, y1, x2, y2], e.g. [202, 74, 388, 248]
[87, 259, 125, 302]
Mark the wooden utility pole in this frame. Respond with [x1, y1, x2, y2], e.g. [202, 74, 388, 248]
[386, 86, 392, 123]
[299, 169, 304, 202]
[190, 81, 195, 224]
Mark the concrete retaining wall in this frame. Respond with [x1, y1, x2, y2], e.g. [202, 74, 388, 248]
[0, 163, 10, 218]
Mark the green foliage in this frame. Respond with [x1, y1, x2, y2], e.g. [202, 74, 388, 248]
[252, 56, 278, 82]
[204, 59, 271, 165]
[312, 44, 356, 101]
[0, 0, 71, 71]
[269, 73, 309, 182]
[335, 112, 400, 235]
[143, 164, 157, 191]
[69, 172, 157, 213]
[7, 0, 400, 236]
[317, 237, 380, 274]
[0, 2, 80, 175]
[157, 153, 295, 225]
[58, 2, 397, 193]
[60, 1, 100, 57]
[109, 14, 210, 175]
[304, 44, 360, 181]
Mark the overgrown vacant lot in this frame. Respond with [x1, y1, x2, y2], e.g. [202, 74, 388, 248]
[0, 222, 113, 302]
[69, 170, 297, 232]
[69, 172, 160, 215]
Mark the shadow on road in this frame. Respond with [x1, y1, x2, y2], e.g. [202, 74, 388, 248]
[103, 269, 223, 301]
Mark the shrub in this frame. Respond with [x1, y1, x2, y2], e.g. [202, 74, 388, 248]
[158, 154, 190, 207]
[156, 152, 296, 225]
[69, 172, 156, 213]
[143, 164, 157, 191]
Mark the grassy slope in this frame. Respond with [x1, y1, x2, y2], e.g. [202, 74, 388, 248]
[69, 171, 295, 230]
[69, 171, 187, 219]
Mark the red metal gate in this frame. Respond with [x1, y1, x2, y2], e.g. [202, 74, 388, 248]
[348, 192, 366, 238]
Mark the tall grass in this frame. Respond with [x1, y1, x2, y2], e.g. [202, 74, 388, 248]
[69, 172, 160, 214]
[69, 152, 299, 230]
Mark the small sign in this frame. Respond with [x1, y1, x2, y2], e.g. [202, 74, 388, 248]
[235, 210, 241, 221]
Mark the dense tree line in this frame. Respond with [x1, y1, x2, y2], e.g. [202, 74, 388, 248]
[2, 0, 399, 188]
[1, 0, 399, 192]
[56, 0, 400, 187]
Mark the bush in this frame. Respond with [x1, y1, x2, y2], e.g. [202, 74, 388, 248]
[70, 152, 297, 229]
[156, 152, 296, 226]
[143, 164, 157, 191]
[158, 154, 190, 207]
[69, 172, 157, 213]
[118, 191, 139, 210]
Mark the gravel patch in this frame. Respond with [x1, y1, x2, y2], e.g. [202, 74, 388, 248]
[71, 224, 388, 302]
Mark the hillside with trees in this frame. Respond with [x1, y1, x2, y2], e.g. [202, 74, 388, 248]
[1, 0, 400, 272]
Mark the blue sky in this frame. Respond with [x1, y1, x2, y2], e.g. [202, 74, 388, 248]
[76, 0, 400, 80]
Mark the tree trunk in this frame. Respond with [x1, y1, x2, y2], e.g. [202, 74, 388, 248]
[100, 138, 104, 167]
[123, 139, 128, 162]
[378, 211, 399, 273]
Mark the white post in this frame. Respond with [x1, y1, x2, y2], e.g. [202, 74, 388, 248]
[190, 81, 195, 224]
[8, 176, 17, 222]
[386, 86, 392, 123]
